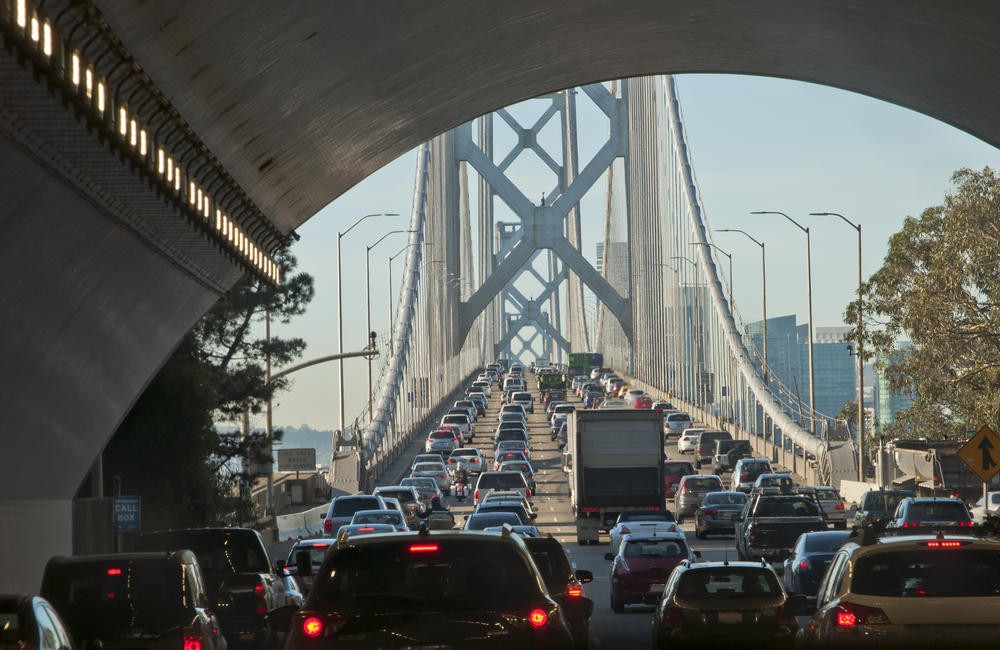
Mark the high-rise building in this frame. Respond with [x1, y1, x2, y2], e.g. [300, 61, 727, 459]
[596, 242, 604, 275]
[873, 342, 915, 427]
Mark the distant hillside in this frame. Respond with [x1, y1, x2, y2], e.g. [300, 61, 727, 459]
[214, 423, 334, 465]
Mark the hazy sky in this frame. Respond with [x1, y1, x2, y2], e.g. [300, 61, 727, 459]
[261, 74, 1000, 435]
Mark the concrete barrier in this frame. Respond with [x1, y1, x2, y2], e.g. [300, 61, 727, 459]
[277, 504, 329, 541]
[839, 480, 880, 506]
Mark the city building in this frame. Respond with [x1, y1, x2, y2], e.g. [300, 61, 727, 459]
[873, 342, 915, 428]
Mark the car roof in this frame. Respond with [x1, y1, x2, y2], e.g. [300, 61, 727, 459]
[843, 533, 1000, 559]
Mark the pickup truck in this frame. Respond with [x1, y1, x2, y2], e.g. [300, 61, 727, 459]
[733, 492, 827, 562]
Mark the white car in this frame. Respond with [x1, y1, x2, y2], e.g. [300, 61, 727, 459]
[512, 391, 535, 413]
[446, 448, 486, 474]
[349, 509, 409, 532]
[471, 380, 492, 397]
[971, 491, 1000, 522]
[676, 428, 705, 453]
[496, 440, 531, 462]
[498, 403, 526, 421]
[608, 510, 680, 556]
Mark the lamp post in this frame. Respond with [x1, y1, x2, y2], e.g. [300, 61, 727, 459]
[389, 242, 431, 331]
[338, 213, 397, 441]
[811, 212, 864, 481]
[751, 211, 815, 434]
[717, 229, 768, 385]
[690, 242, 732, 308]
[366, 229, 415, 423]
[670, 256, 703, 403]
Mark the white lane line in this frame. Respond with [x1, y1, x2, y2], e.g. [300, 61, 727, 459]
[557, 527, 562, 532]
[550, 506, 555, 511]
[571, 562, 577, 570]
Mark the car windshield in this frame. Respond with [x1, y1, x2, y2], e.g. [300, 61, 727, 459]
[42, 560, 188, 636]
[804, 533, 852, 552]
[134, 530, 268, 574]
[853, 549, 1000, 597]
[352, 511, 404, 526]
[665, 462, 695, 476]
[311, 541, 538, 612]
[684, 478, 722, 490]
[906, 502, 970, 521]
[677, 569, 779, 599]
[705, 493, 747, 506]
[623, 539, 687, 558]
[377, 490, 416, 504]
[414, 463, 445, 473]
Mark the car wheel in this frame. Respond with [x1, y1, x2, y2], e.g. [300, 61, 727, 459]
[694, 458, 701, 469]
[836, 521, 847, 530]
[611, 590, 624, 614]
[696, 523, 707, 540]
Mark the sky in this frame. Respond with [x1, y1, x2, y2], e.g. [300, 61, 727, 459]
[261, 74, 1000, 435]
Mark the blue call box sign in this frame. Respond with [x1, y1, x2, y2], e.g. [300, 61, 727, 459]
[113, 496, 141, 532]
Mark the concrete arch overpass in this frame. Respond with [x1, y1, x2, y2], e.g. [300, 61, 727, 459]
[3, 0, 1000, 591]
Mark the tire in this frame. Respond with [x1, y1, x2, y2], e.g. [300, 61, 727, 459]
[696, 523, 707, 540]
[836, 521, 847, 530]
[694, 458, 701, 469]
[612, 590, 625, 614]
[726, 448, 742, 468]
[578, 539, 588, 546]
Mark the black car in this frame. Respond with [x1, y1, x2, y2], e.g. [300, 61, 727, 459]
[781, 530, 851, 596]
[134, 528, 283, 648]
[41, 551, 226, 650]
[524, 537, 594, 650]
[0, 595, 77, 650]
[883, 496, 974, 536]
[278, 530, 575, 649]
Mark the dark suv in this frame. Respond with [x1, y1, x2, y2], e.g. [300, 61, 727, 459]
[524, 536, 594, 650]
[279, 531, 575, 649]
[134, 528, 284, 648]
[884, 496, 974, 535]
[694, 430, 732, 469]
[42, 551, 226, 650]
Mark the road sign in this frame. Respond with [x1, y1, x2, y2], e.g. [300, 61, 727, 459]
[277, 448, 317, 472]
[957, 426, 1000, 483]
[112, 496, 140, 532]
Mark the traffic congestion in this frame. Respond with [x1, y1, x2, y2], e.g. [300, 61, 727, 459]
[9, 361, 1000, 650]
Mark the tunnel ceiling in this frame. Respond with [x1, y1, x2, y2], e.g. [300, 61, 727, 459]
[90, 0, 1000, 235]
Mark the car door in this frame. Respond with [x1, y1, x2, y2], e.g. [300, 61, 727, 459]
[784, 536, 804, 592]
[812, 551, 850, 641]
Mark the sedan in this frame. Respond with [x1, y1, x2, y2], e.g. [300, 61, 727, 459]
[349, 510, 409, 532]
[676, 428, 705, 453]
[609, 509, 679, 556]
[556, 423, 568, 448]
[446, 448, 485, 473]
[664, 460, 696, 499]
[552, 403, 576, 421]
[467, 393, 488, 416]
[424, 429, 461, 455]
[546, 400, 569, 419]
[781, 530, 852, 596]
[551, 416, 568, 440]
[606, 533, 698, 613]
[463, 512, 524, 530]
[400, 477, 442, 502]
[694, 491, 748, 539]
[633, 395, 653, 409]
[498, 460, 537, 493]
[497, 439, 531, 459]
[410, 462, 451, 495]
[584, 391, 604, 408]
[664, 411, 694, 436]
[494, 449, 530, 470]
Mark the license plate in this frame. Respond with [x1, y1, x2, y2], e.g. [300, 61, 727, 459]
[719, 611, 743, 624]
[649, 583, 666, 592]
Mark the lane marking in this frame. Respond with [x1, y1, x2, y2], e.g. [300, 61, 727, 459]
[557, 527, 562, 532]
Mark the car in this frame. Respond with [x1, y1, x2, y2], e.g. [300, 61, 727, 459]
[494, 428, 530, 450]
[321, 494, 388, 537]
[424, 429, 461, 455]
[546, 400, 569, 419]
[410, 461, 452, 495]
[693, 430, 732, 468]
[502, 377, 525, 392]
[41, 551, 227, 650]
[608, 509, 679, 556]
[752, 473, 797, 494]
[731, 457, 773, 493]
[467, 393, 488, 416]
[651, 401, 674, 411]
[0, 595, 77, 650]
[327, 523, 398, 539]
[850, 488, 916, 527]
[465, 384, 486, 397]
[440, 413, 473, 442]
[497, 438, 532, 458]
[446, 447, 486, 474]
[452, 400, 479, 421]
[798, 532, 1000, 645]
[735, 492, 829, 562]
[650, 561, 803, 648]
[463, 512, 524, 530]
[373, 486, 423, 527]
[544, 390, 567, 406]
[664, 411, 694, 437]
[812, 486, 848, 529]
[883, 496, 974, 535]
[664, 460, 696, 499]
[583, 391, 604, 408]
[279, 530, 576, 649]
[551, 416, 568, 440]
[676, 428, 705, 453]
[472, 380, 492, 396]
[781, 530, 852, 596]
[483, 491, 538, 515]
[512, 391, 535, 413]
[711, 439, 752, 474]
[694, 491, 748, 539]
[556, 422, 568, 448]
[475, 471, 531, 504]
[499, 402, 527, 420]
[281, 538, 336, 590]
[400, 476, 443, 502]
[412, 453, 446, 469]
[616, 384, 632, 398]
[971, 490, 1000, 522]
[605, 532, 699, 613]
[493, 449, 530, 470]
[674, 474, 725, 523]
[498, 460, 538, 493]
[499, 411, 527, 427]
[524, 536, 595, 650]
[623, 388, 645, 403]
[474, 500, 537, 525]
[633, 395, 653, 409]
[552, 403, 577, 421]
[349, 509, 409, 532]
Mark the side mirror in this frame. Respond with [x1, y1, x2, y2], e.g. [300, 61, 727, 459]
[530, 513, 537, 520]
[776, 549, 791, 561]
[269, 603, 300, 633]
[575, 569, 594, 583]
[604, 553, 615, 561]
[783, 594, 808, 616]
[850, 504, 858, 512]
[532, 506, 539, 512]
[276, 560, 286, 570]
[693, 551, 702, 559]
[295, 550, 313, 578]
[731, 514, 741, 522]
[642, 594, 660, 606]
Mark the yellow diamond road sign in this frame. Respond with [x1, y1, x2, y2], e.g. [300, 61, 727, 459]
[957, 425, 1000, 483]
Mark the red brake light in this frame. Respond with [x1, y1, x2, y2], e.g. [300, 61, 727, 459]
[837, 611, 856, 627]
[664, 607, 685, 625]
[833, 602, 890, 633]
[184, 637, 202, 650]
[475, 490, 479, 500]
[255, 584, 264, 592]
[357, 527, 376, 531]
[410, 544, 439, 553]
[836, 503, 845, 510]
[702, 509, 718, 516]
[799, 559, 811, 570]
[325, 519, 332, 532]
[107, 568, 122, 575]
[529, 609, 548, 628]
[620, 526, 631, 534]
[924, 540, 965, 547]
[567, 586, 582, 597]
[302, 617, 323, 637]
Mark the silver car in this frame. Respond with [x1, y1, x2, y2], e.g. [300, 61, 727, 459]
[410, 461, 452, 495]
[674, 474, 724, 523]
[400, 477, 442, 502]
[812, 486, 848, 529]
[349, 509, 409, 532]
[664, 411, 694, 436]
[694, 491, 748, 539]
[425, 429, 461, 455]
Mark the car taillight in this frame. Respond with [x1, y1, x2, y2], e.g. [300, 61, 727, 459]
[864, 514, 873, 525]
[620, 526, 631, 534]
[529, 609, 547, 628]
[902, 522, 919, 527]
[475, 490, 479, 500]
[799, 558, 811, 570]
[776, 605, 798, 626]
[440, 474, 447, 479]
[184, 637, 202, 650]
[526, 489, 531, 497]
[254, 580, 266, 614]
[324, 519, 332, 532]
[298, 613, 350, 638]
[663, 607, 685, 625]
[833, 602, 890, 633]
[567, 585, 582, 597]
[747, 524, 756, 543]
[836, 503, 845, 510]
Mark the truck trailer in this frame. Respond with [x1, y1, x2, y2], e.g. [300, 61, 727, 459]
[568, 409, 666, 544]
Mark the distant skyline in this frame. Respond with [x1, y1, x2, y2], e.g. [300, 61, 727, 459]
[260, 74, 1000, 435]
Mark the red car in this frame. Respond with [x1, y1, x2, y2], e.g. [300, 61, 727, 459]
[633, 395, 653, 409]
[664, 460, 696, 498]
[605, 533, 699, 612]
[543, 390, 567, 406]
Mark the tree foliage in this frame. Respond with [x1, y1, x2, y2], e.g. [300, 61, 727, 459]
[846, 167, 1000, 439]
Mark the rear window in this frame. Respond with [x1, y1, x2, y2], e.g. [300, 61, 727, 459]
[740, 462, 771, 474]
[377, 490, 416, 504]
[853, 549, 1000, 597]
[623, 539, 687, 558]
[402, 478, 436, 489]
[134, 530, 267, 574]
[665, 462, 696, 476]
[450, 450, 478, 457]
[704, 492, 747, 506]
[430, 431, 454, 439]
[684, 477, 723, 490]
[804, 533, 851, 552]
[669, 413, 692, 422]
[513, 392, 532, 400]
[815, 488, 841, 500]
[501, 463, 531, 473]
[442, 415, 468, 424]
[526, 541, 572, 582]
[677, 568, 779, 598]
[754, 498, 820, 517]
[555, 405, 575, 412]
[290, 543, 334, 566]
[42, 559, 189, 635]
[619, 512, 674, 522]
[477, 473, 528, 490]
[312, 541, 539, 612]
[759, 476, 794, 488]
[413, 463, 445, 473]
[467, 513, 523, 530]
[501, 413, 524, 421]
[862, 492, 912, 511]
[352, 511, 404, 526]
[906, 502, 971, 522]
[331, 497, 384, 518]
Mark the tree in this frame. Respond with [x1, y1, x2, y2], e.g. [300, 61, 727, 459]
[846, 167, 1000, 439]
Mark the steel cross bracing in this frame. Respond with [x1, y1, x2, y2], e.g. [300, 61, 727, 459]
[453, 85, 634, 355]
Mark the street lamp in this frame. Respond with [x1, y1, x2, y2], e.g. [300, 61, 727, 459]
[366, 229, 417, 423]
[811, 211, 864, 480]
[690, 242, 732, 308]
[389, 241, 432, 332]
[338, 213, 397, 440]
[717, 229, 768, 385]
[751, 211, 815, 434]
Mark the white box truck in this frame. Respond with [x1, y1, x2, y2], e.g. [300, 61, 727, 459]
[568, 409, 666, 544]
